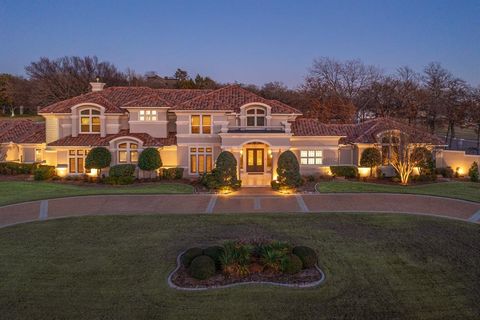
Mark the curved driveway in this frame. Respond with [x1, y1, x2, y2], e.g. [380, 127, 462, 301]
[0, 193, 479, 228]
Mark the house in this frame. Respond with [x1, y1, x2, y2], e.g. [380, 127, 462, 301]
[1, 83, 444, 186]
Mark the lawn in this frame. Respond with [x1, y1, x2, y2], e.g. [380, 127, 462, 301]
[0, 181, 194, 206]
[316, 180, 480, 202]
[0, 214, 478, 319]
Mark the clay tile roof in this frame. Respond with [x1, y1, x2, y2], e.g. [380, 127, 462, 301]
[291, 118, 354, 136]
[174, 85, 302, 114]
[292, 117, 443, 145]
[47, 130, 176, 147]
[0, 120, 46, 144]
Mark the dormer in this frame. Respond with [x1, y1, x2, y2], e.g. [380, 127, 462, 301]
[239, 103, 272, 127]
[71, 103, 106, 137]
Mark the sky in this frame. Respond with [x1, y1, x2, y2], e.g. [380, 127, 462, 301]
[0, 0, 479, 88]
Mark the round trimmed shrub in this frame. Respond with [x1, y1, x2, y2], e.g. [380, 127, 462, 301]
[181, 247, 203, 268]
[189, 255, 216, 280]
[85, 147, 111, 174]
[109, 164, 136, 177]
[138, 148, 162, 171]
[292, 246, 318, 268]
[360, 148, 381, 177]
[281, 254, 303, 274]
[203, 245, 225, 270]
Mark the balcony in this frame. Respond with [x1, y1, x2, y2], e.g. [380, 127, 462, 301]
[219, 122, 291, 134]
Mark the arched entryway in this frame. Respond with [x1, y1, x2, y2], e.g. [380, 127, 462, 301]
[240, 141, 272, 187]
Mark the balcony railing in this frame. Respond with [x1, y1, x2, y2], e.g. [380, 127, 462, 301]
[219, 122, 292, 134]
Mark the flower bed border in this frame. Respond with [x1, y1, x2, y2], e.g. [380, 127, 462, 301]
[167, 250, 326, 291]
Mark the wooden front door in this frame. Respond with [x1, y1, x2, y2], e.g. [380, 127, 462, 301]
[246, 148, 264, 172]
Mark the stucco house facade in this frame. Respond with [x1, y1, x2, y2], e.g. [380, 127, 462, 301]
[1, 83, 445, 186]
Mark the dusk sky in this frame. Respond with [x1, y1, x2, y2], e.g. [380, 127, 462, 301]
[1, 0, 479, 88]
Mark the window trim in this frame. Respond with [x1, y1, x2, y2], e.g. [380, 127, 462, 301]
[190, 115, 212, 134]
[246, 107, 266, 127]
[79, 108, 101, 133]
[189, 146, 213, 175]
[300, 150, 323, 165]
[68, 149, 90, 174]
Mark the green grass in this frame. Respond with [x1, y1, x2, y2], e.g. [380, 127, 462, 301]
[0, 181, 194, 206]
[0, 214, 478, 319]
[316, 180, 480, 202]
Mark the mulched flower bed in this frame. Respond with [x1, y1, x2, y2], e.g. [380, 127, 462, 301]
[170, 264, 323, 289]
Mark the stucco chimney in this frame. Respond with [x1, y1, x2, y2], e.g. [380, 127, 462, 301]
[90, 77, 106, 92]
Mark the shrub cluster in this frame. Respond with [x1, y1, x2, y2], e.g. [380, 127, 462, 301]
[469, 161, 479, 182]
[0, 162, 38, 175]
[159, 167, 184, 180]
[33, 165, 56, 180]
[181, 247, 204, 268]
[106, 164, 136, 185]
[281, 254, 303, 274]
[329, 166, 358, 178]
[435, 167, 454, 178]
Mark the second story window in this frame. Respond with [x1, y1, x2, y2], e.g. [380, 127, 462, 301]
[191, 115, 211, 134]
[80, 109, 101, 133]
[118, 142, 139, 163]
[246, 108, 265, 127]
[139, 110, 157, 121]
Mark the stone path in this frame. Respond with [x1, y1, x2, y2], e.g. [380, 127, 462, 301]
[0, 193, 479, 228]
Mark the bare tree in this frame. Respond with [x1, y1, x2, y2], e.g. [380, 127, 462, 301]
[396, 66, 422, 124]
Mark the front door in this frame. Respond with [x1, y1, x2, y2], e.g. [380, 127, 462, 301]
[246, 148, 264, 172]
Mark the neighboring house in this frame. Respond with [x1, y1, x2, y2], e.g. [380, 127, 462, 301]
[1, 83, 444, 186]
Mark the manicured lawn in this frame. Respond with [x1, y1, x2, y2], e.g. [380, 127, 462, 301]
[0, 214, 479, 319]
[0, 181, 194, 206]
[316, 180, 480, 202]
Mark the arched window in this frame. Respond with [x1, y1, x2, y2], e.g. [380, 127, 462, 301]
[80, 108, 101, 133]
[380, 134, 399, 165]
[118, 142, 138, 163]
[246, 108, 266, 127]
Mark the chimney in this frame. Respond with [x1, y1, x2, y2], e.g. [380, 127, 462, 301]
[90, 76, 106, 92]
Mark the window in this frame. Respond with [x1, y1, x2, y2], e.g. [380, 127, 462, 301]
[190, 147, 213, 174]
[246, 108, 266, 127]
[300, 150, 323, 165]
[191, 115, 211, 134]
[118, 142, 138, 163]
[80, 109, 101, 133]
[380, 135, 399, 165]
[68, 149, 90, 174]
[35, 149, 42, 162]
[139, 110, 157, 121]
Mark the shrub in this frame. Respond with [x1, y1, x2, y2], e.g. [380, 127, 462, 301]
[329, 166, 358, 178]
[160, 167, 184, 180]
[219, 241, 252, 277]
[181, 247, 204, 268]
[201, 151, 241, 190]
[138, 148, 162, 171]
[189, 255, 216, 280]
[275, 150, 302, 189]
[360, 148, 382, 177]
[85, 147, 111, 175]
[203, 246, 224, 270]
[292, 246, 317, 268]
[0, 162, 38, 175]
[411, 147, 433, 170]
[435, 167, 454, 178]
[281, 254, 303, 274]
[468, 162, 479, 182]
[33, 165, 56, 180]
[109, 164, 136, 177]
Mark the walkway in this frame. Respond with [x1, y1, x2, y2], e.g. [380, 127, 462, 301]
[0, 193, 479, 228]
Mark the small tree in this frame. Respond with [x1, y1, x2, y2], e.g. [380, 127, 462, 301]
[360, 147, 382, 177]
[202, 151, 240, 191]
[138, 148, 162, 178]
[468, 161, 479, 182]
[85, 147, 111, 177]
[274, 150, 302, 190]
[411, 147, 434, 175]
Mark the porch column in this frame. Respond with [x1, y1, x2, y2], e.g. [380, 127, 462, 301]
[271, 149, 280, 181]
[231, 149, 241, 179]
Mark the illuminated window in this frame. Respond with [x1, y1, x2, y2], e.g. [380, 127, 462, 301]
[118, 142, 138, 163]
[191, 115, 211, 134]
[246, 108, 266, 127]
[80, 109, 101, 133]
[139, 110, 157, 121]
[190, 147, 213, 174]
[35, 149, 42, 162]
[300, 150, 323, 165]
[68, 149, 90, 174]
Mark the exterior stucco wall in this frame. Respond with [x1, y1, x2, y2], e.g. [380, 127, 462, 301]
[436, 150, 480, 173]
[128, 109, 168, 138]
[159, 146, 177, 167]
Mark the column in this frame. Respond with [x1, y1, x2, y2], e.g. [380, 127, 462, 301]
[271, 149, 280, 181]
